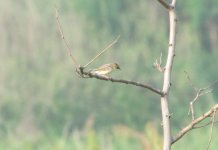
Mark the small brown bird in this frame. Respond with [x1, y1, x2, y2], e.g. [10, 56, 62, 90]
[90, 63, 120, 77]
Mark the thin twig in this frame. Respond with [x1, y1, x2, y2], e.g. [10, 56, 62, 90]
[171, 104, 218, 144]
[193, 120, 218, 129]
[55, 7, 79, 68]
[83, 35, 120, 68]
[184, 71, 197, 91]
[202, 80, 218, 91]
[206, 110, 216, 150]
[188, 95, 197, 120]
[78, 70, 164, 96]
[159, 52, 162, 65]
[153, 52, 165, 72]
[185, 71, 218, 120]
[188, 90, 212, 120]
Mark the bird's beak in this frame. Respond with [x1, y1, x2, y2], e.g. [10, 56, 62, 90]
[118, 66, 121, 70]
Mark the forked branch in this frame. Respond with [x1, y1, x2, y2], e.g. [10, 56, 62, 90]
[171, 104, 218, 144]
[185, 71, 218, 120]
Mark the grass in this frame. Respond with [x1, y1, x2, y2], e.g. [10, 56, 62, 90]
[0, 124, 217, 150]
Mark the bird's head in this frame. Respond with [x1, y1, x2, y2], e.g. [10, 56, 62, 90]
[114, 63, 121, 70]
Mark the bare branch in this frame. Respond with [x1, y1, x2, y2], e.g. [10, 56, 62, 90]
[188, 95, 197, 120]
[188, 90, 212, 120]
[157, 0, 171, 10]
[55, 7, 79, 68]
[83, 35, 120, 68]
[171, 104, 218, 144]
[206, 110, 216, 150]
[76, 69, 164, 96]
[189, 86, 216, 120]
[198, 89, 213, 96]
[159, 0, 177, 148]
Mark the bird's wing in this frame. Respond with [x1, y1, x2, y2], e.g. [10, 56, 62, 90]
[94, 64, 111, 71]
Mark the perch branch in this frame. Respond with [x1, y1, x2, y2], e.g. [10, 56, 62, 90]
[171, 104, 218, 144]
[76, 69, 163, 96]
[83, 35, 120, 68]
[55, 7, 79, 68]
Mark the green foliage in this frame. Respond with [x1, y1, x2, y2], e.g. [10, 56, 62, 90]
[0, 126, 217, 150]
[145, 123, 162, 150]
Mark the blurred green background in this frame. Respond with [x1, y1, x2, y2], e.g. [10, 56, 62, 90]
[0, 0, 218, 149]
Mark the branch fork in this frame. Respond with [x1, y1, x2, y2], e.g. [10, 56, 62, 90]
[184, 71, 218, 120]
[172, 104, 218, 144]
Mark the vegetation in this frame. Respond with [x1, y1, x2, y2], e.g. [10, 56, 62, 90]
[0, 0, 218, 149]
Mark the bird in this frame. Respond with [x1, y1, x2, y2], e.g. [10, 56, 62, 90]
[90, 63, 121, 77]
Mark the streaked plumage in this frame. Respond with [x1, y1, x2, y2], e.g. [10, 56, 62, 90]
[90, 63, 120, 76]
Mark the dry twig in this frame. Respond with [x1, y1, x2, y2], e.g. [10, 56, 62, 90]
[153, 52, 165, 72]
[83, 35, 120, 68]
[55, 6, 120, 72]
[184, 71, 218, 120]
[189, 89, 213, 120]
[55, 7, 79, 68]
